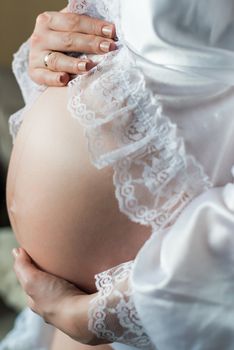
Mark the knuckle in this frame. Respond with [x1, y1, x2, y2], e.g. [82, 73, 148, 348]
[33, 304, 54, 324]
[30, 33, 40, 47]
[24, 280, 34, 295]
[44, 73, 61, 87]
[91, 20, 102, 35]
[90, 35, 101, 53]
[28, 68, 42, 85]
[24, 275, 37, 296]
[35, 13, 43, 25]
[36, 12, 50, 26]
[48, 52, 60, 70]
[61, 32, 74, 50]
[68, 13, 81, 31]
[27, 298, 36, 311]
[72, 60, 80, 73]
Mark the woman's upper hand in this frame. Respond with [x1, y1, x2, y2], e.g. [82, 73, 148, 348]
[12, 248, 103, 345]
[29, 10, 116, 87]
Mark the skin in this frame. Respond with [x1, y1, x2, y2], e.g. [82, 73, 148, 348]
[8, 85, 139, 350]
[11, 9, 145, 350]
[7, 87, 150, 293]
[13, 248, 100, 345]
[29, 9, 117, 86]
[50, 331, 112, 350]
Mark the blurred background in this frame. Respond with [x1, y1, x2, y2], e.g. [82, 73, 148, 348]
[0, 0, 65, 341]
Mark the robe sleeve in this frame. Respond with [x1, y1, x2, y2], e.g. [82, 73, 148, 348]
[87, 181, 234, 350]
[88, 261, 156, 349]
[132, 181, 234, 350]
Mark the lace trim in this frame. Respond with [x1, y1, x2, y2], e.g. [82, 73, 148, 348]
[68, 45, 211, 230]
[7, 1, 212, 348]
[89, 262, 155, 349]
[9, 40, 46, 142]
[9, 0, 121, 143]
[68, 0, 122, 37]
[68, 0, 101, 18]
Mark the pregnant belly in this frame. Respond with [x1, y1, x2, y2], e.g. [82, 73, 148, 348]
[6, 87, 150, 293]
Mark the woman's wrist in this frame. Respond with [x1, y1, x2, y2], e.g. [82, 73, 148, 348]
[68, 293, 109, 345]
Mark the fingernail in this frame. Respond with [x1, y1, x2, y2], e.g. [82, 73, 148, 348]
[102, 25, 113, 38]
[85, 61, 96, 71]
[100, 41, 116, 53]
[59, 74, 68, 84]
[12, 248, 20, 258]
[78, 61, 88, 72]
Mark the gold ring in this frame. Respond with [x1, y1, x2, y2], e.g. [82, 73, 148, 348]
[44, 52, 53, 68]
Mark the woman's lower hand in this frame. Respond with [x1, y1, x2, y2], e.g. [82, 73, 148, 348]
[29, 9, 116, 87]
[12, 248, 103, 345]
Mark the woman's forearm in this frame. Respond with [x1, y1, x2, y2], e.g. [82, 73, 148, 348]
[12, 249, 153, 347]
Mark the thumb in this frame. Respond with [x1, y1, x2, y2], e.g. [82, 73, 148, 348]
[13, 248, 45, 296]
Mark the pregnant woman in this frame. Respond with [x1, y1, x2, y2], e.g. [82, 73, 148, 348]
[2, 0, 234, 350]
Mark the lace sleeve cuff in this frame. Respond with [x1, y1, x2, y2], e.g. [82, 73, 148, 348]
[88, 261, 155, 349]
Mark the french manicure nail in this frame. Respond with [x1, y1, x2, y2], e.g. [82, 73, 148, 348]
[59, 74, 68, 84]
[102, 25, 113, 38]
[100, 41, 115, 53]
[78, 61, 88, 71]
[12, 248, 20, 258]
[86, 61, 96, 71]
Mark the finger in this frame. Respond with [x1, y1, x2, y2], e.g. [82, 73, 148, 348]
[60, 7, 68, 13]
[29, 68, 70, 87]
[35, 51, 96, 74]
[45, 12, 116, 39]
[46, 31, 116, 54]
[27, 295, 37, 312]
[13, 248, 45, 296]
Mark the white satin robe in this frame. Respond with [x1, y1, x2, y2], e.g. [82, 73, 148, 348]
[1, 1, 234, 350]
[120, 1, 234, 349]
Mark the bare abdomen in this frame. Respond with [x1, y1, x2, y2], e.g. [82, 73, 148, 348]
[6, 87, 150, 293]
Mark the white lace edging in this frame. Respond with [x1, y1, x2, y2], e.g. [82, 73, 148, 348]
[68, 45, 212, 231]
[88, 262, 155, 349]
[9, 0, 120, 144]
[9, 40, 46, 142]
[9, 1, 212, 228]
[6, 1, 212, 348]
[68, 0, 121, 29]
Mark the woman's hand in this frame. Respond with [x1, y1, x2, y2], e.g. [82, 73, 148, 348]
[13, 248, 104, 345]
[29, 10, 116, 87]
